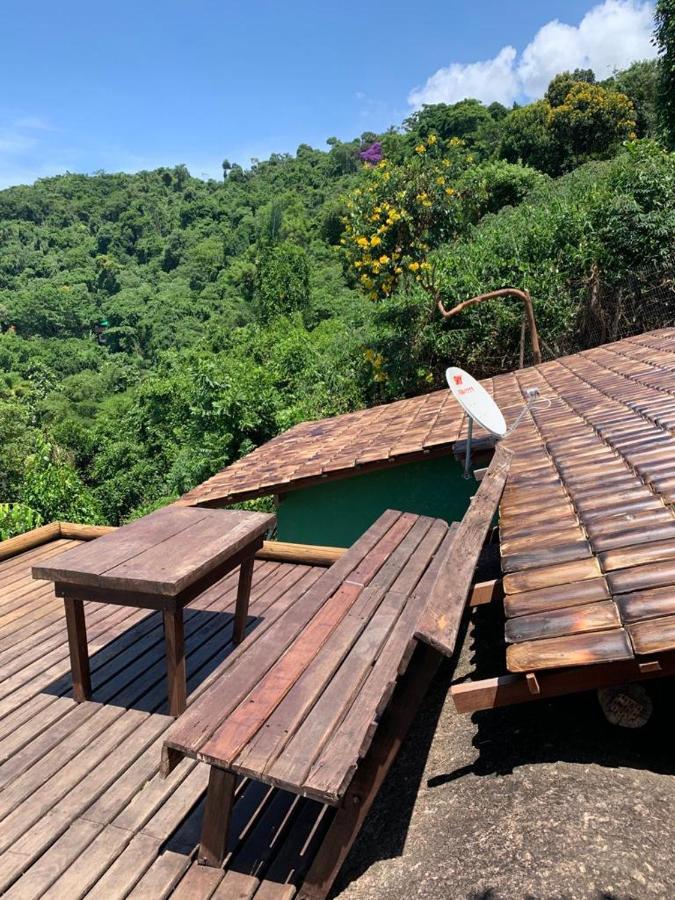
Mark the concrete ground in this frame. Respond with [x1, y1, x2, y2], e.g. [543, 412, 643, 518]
[333, 602, 675, 900]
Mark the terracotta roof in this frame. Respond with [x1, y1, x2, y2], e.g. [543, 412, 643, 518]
[181, 327, 675, 672]
[179, 381, 502, 507]
[495, 328, 675, 672]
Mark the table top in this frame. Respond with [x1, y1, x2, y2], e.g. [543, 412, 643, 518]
[32, 506, 275, 597]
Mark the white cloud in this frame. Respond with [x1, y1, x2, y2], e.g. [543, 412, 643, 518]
[408, 0, 657, 109]
[408, 46, 520, 108]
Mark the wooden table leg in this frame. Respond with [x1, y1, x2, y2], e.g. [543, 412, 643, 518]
[199, 767, 236, 867]
[63, 596, 91, 702]
[164, 608, 186, 717]
[233, 556, 255, 645]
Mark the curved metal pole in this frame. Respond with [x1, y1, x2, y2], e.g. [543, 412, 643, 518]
[437, 288, 542, 366]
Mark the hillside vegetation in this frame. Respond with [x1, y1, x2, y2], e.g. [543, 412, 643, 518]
[1, 53, 675, 536]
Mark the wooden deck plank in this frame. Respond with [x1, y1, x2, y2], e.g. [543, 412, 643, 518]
[0, 539, 342, 898]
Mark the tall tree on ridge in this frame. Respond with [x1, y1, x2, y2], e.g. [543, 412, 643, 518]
[655, 0, 675, 146]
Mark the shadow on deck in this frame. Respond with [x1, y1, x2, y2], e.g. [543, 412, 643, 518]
[0, 540, 345, 898]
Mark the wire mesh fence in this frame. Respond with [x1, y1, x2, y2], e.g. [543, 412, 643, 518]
[532, 269, 675, 366]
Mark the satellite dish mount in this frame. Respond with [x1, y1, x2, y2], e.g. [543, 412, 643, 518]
[446, 367, 545, 478]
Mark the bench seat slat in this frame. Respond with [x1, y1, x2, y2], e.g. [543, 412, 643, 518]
[414, 443, 512, 656]
[302, 524, 459, 804]
[257, 588, 411, 794]
[195, 517, 435, 776]
[230, 518, 444, 779]
[162, 509, 406, 772]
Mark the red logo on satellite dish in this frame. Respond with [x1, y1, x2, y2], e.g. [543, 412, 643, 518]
[453, 375, 463, 385]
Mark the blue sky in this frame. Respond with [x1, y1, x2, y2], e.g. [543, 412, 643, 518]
[0, 0, 657, 188]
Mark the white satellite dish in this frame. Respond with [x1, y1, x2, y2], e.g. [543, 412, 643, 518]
[446, 366, 507, 437]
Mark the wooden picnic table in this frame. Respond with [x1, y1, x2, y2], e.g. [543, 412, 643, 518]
[32, 506, 275, 716]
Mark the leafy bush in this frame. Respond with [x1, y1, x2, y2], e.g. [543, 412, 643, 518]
[0, 503, 42, 541]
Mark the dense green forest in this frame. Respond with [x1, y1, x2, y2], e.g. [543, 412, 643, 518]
[2, 28, 675, 537]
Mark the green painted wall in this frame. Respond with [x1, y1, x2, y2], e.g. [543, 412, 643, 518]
[277, 455, 476, 547]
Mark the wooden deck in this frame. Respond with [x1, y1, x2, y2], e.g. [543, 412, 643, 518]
[0, 538, 336, 898]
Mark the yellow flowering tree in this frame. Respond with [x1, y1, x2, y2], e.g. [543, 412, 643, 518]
[548, 83, 637, 168]
[340, 135, 470, 300]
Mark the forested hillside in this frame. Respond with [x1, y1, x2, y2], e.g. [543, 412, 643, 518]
[2, 52, 675, 536]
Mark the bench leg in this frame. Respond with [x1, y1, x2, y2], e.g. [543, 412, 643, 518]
[64, 596, 91, 702]
[164, 608, 186, 717]
[233, 556, 254, 645]
[297, 644, 442, 900]
[199, 767, 236, 867]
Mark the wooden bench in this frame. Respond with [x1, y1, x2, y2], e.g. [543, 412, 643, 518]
[161, 445, 511, 897]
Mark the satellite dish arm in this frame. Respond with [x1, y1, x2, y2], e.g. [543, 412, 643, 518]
[437, 288, 542, 366]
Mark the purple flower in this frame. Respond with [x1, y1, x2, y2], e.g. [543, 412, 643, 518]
[359, 142, 383, 165]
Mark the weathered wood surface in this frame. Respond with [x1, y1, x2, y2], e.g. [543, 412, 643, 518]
[33, 507, 275, 596]
[452, 650, 675, 713]
[414, 443, 511, 656]
[162, 509, 455, 807]
[506, 627, 634, 672]
[492, 334, 675, 672]
[0, 537, 341, 897]
[504, 601, 620, 644]
[31, 509, 275, 717]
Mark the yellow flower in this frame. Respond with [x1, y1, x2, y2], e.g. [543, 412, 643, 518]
[428, 134, 437, 144]
[408, 261, 420, 272]
[445, 187, 455, 196]
[379, 254, 389, 265]
[415, 144, 426, 154]
[370, 235, 382, 247]
[356, 236, 369, 248]
[436, 176, 445, 185]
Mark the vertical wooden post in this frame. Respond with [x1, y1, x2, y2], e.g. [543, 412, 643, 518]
[233, 556, 255, 644]
[164, 607, 186, 717]
[63, 596, 91, 702]
[199, 767, 237, 867]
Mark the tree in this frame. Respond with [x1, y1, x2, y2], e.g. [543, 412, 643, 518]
[499, 101, 554, 171]
[655, 0, 675, 146]
[548, 83, 636, 171]
[255, 242, 311, 321]
[500, 85, 636, 174]
[604, 60, 660, 137]
[546, 69, 596, 107]
[20, 437, 101, 524]
[405, 100, 499, 157]
[341, 136, 469, 300]
[5, 283, 94, 338]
